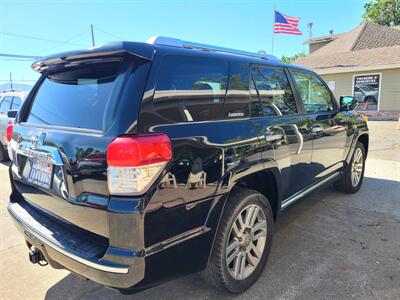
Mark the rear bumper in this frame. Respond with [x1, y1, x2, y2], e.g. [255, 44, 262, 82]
[7, 199, 145, 289]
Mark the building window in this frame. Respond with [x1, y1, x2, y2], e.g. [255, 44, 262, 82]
[353, 74, 380, 111]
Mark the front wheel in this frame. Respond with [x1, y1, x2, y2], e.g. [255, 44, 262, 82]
[334, 141, 366, 193]
[200, 188, 273, 294]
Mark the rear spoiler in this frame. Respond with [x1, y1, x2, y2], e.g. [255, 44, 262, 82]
[32, 41, 155, 73]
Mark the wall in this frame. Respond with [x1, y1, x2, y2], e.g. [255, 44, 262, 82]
[321, 68, 400, 111]
[309, 42, 331, 53]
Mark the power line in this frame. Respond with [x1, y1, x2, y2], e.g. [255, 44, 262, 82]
[0, 31, 87, 47]
[0, 53, 41, 60]
[33, 30, 90, 55]
[94, 26, 125, 40]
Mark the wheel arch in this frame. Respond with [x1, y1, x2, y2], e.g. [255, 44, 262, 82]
[227, 168, 281, 222]
[358, 133, 369, 158]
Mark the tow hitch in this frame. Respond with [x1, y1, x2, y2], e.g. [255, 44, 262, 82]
[29, 248, 48, 266]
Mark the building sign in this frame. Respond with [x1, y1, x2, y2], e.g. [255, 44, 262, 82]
[353, 74, 380, 111]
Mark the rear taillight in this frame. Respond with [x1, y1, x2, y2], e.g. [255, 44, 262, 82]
[6, 123, 13, 142]
[107, 133, 172, 195]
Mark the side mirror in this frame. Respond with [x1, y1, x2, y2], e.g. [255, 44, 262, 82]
[340, 96, 357, 111]
[7, 110, 18, 118]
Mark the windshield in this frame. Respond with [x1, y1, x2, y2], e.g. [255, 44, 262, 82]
[26, 62, 121, 131]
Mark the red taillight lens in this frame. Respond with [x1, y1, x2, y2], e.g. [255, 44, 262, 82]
[107, 133, 172, 167]
[6, 123, 13, 142]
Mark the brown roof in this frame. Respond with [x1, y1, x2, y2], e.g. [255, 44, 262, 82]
[304, 32, 343, 45]
[294, 23, 400, 71]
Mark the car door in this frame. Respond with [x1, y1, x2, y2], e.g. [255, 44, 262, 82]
[0, 96, 13, 145]
[289, 69, 347, 182]
[248, 65, 313, 200]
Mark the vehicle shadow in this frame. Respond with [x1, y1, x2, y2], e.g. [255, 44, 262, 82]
[44, 176, 400, 300]
[0, 161, 10, 167]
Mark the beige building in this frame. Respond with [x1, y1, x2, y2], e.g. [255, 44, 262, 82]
[295, 23, 400, 116]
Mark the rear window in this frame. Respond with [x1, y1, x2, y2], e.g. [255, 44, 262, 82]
[26, 62, 120, 130]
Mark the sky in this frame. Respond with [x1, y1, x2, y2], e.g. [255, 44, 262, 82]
[0, 0, 367, 86]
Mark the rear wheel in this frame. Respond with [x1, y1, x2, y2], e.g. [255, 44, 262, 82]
[334, 141, 366, 193]
[201, 188, 273, 294]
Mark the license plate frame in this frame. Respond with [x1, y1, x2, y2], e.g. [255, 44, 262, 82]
[26, 159, 53, 190]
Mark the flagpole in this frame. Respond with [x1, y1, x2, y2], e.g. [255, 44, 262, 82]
[271, 3, 276, 55]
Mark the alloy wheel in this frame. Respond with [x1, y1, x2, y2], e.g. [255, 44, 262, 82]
[351, 148, 364, 187]
[225, 204, 267, 280]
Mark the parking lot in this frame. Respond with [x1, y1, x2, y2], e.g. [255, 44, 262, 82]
[1, 121, 399, 300]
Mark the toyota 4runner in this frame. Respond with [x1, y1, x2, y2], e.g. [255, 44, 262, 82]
[7, 37, 368, 294]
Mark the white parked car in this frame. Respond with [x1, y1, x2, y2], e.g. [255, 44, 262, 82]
[0, 90, 27, 161]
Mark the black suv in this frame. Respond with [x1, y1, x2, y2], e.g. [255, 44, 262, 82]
[7, 37, 368, 294]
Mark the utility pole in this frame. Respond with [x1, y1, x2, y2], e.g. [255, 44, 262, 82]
[90, 24, 95, 47]
[9, 72, 13, 89]
[307, 22, 313, 41]
[307, 22, 313, 54]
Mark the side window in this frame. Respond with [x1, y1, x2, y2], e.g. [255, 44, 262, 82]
[0, 96, 12, 114]
[250, 66, 297, 117]
[154, 56, 228, 122]
[223, 62, 250, 119]
[11, 97, 22, 110]
[291, 70, 334, 113]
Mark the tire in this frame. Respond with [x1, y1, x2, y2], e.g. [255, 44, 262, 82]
[365, 96, 377, 104]
[334, 141, 366, 193]
[0, 144, 9, 162]
[200, 188, 273, 294]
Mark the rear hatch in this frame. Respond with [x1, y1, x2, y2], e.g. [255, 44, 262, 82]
[9, 43, 153, 238]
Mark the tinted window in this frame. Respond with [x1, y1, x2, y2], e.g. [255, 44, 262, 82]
[11, 97, 22, 110]
[0, 96, 12, 114]
[224, 63, 250, 119]
[291, 70, 334, 113]
[27, 62, 120, 130]
[250, 66, 297, 117]
[154, 56, 228, 122]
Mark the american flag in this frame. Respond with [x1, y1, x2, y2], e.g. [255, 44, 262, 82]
[274, 11, 302, 35]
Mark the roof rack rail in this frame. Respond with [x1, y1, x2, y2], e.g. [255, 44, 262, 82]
[147, 36, 279, 61]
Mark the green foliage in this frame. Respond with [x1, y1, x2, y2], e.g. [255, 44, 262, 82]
[281, 51, 306, 64]
[363, 0, 400, 26]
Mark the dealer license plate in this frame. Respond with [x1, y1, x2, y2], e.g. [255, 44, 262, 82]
[27, 160, 53, 189]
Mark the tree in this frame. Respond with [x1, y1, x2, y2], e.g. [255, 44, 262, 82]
[363, 0, 400, 26]
[281, 51, 306, 63]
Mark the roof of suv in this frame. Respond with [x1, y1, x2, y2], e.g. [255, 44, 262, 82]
[32, 37, 309, 73]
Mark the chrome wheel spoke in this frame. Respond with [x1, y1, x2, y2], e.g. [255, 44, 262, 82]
[247, 251, 258, 267]
[253, 220, 266, 233]
[227, 239, 239, 255]
[253, 228, 267, 241]
[227, 246, 240, 265]
[244, 206, 254, 227]
[251, 242, 261, 258]
[232, 221, 241, 237]
[237, 213, 245, 230]
[233, 252, 246, 279]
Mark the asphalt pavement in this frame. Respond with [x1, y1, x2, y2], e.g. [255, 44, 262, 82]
[1, 121, 399, 300]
